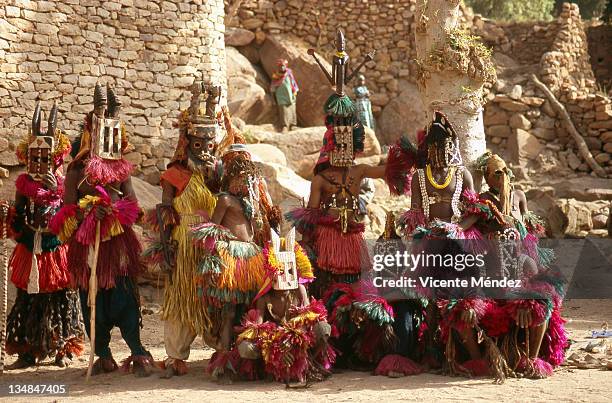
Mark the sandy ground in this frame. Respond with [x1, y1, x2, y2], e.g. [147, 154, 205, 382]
[0, 297, 610, 402]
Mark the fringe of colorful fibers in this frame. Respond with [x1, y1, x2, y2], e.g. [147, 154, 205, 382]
[323, 93, 355, 117]
[238, 301, 334, 383]
[15, 173, 64, 207]
[68, 224, 144, 290]
[207, 349, 241, 379]
[385, 136, 417, 196]
[9, 243, 69, 292]
[374, 354, 422, 376]
[48, 204, 79, 243]
[6, 288, 84, 360]
[254, 241, 315, 301]
[119, 354, 156, 374]
[523, 211, 547, 236]
[437, 298, 490, 341]
[141, 205, 181, 270]
[160, 171, 217, 333]
[398, 209, 426, 236]
[71, 188, 140, 246]
[480, 301, 567, 369]
[285, 207, 324, 237]
[84, 155, 133, 185]
[315, 222, 368, 275]
[191, 222, 265, 307]
[323, 282, 397, 364]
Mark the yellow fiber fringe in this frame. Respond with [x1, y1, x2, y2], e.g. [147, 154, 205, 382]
[58, 216, 78, 243]
[161, 172, 217, 334]
[267, 240, 314, 281]
[216, 247, 265, 292]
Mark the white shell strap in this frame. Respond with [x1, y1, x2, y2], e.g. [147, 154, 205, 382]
[451, 166, 464, 222]
[417, 169, 429, 220]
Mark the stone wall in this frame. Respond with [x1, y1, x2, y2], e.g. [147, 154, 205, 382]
[475, 3, 612, 176]
[0, 0, 226, 184]
[226, 0, 419, 116]
[587, 23, 612, 94]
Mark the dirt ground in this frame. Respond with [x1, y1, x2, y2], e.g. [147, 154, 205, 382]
[0, 297, 610, 402]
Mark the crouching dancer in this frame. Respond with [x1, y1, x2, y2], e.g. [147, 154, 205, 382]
[236, 228, 335, 385]
[50, 84, 154, 376]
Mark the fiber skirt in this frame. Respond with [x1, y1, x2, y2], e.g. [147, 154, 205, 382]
[68, 225, 144, 290]
[10, 243, 69, 292]
[315, 224, 369, 275]
[6, 288, 84, 360]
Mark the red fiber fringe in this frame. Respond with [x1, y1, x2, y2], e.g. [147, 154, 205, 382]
[61, 337, 85, 358]
[541, 307, 568, 367]
[68, 226, 144, 290]
[120, 354, 157, 373]
[399, 209, 426, 235]
[315, 225, 367, 275]
[10, 243, 70, 292]
[374, 354, 422, 376]
[15, 173, 64, 207]
[49, 204, 78, 235]
[85, 156, 133, 185]
[385, 140, 416, 196]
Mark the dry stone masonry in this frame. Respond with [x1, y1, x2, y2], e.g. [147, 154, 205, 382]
[0, 0, 226, 184]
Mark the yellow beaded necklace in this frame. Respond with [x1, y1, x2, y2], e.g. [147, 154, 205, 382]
[426, 164, 455, 190]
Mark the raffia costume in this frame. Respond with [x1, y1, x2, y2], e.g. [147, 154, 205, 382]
[144, 83, 223, 368]
[231, 229, 336, 384]
[6, 102, 84, 367]
[472, 152, 567, 378]
[50, 84, 152, 371]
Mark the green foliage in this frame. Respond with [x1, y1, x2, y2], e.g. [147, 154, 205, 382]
[554, 0, 607, 19]
[465, 0, 555, 21]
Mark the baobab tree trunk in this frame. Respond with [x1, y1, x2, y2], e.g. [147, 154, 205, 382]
[414, 0, 496, 189]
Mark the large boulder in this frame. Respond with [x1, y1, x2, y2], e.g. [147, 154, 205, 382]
[525, 188, 568, 238]
[132, 176, 162, 211]
[507, 129, 544, 164]
[255, 161, 310, 206]
[259, 34, 331, 127]
[226, 47, 275, 124]
[225, 27, 255, 47]
[378, 82, 426, 145]
[245, 143, 287, 165]
[247, 124, 381, 179]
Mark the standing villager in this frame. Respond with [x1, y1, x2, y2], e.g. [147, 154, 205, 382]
[475, 152, 566, 379]
[270, 59, 299, 133]
[4, 102, 84, 370]
[353, 74, 375, 130]
[145, 81, 223, 378]
[50, 84, 154, 377]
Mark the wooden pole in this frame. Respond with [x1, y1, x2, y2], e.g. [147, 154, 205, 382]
[531, 74, 607, 178]
[86, 221, 101, 382]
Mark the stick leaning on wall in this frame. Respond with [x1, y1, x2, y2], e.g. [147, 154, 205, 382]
[531, 74, 607, 178]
